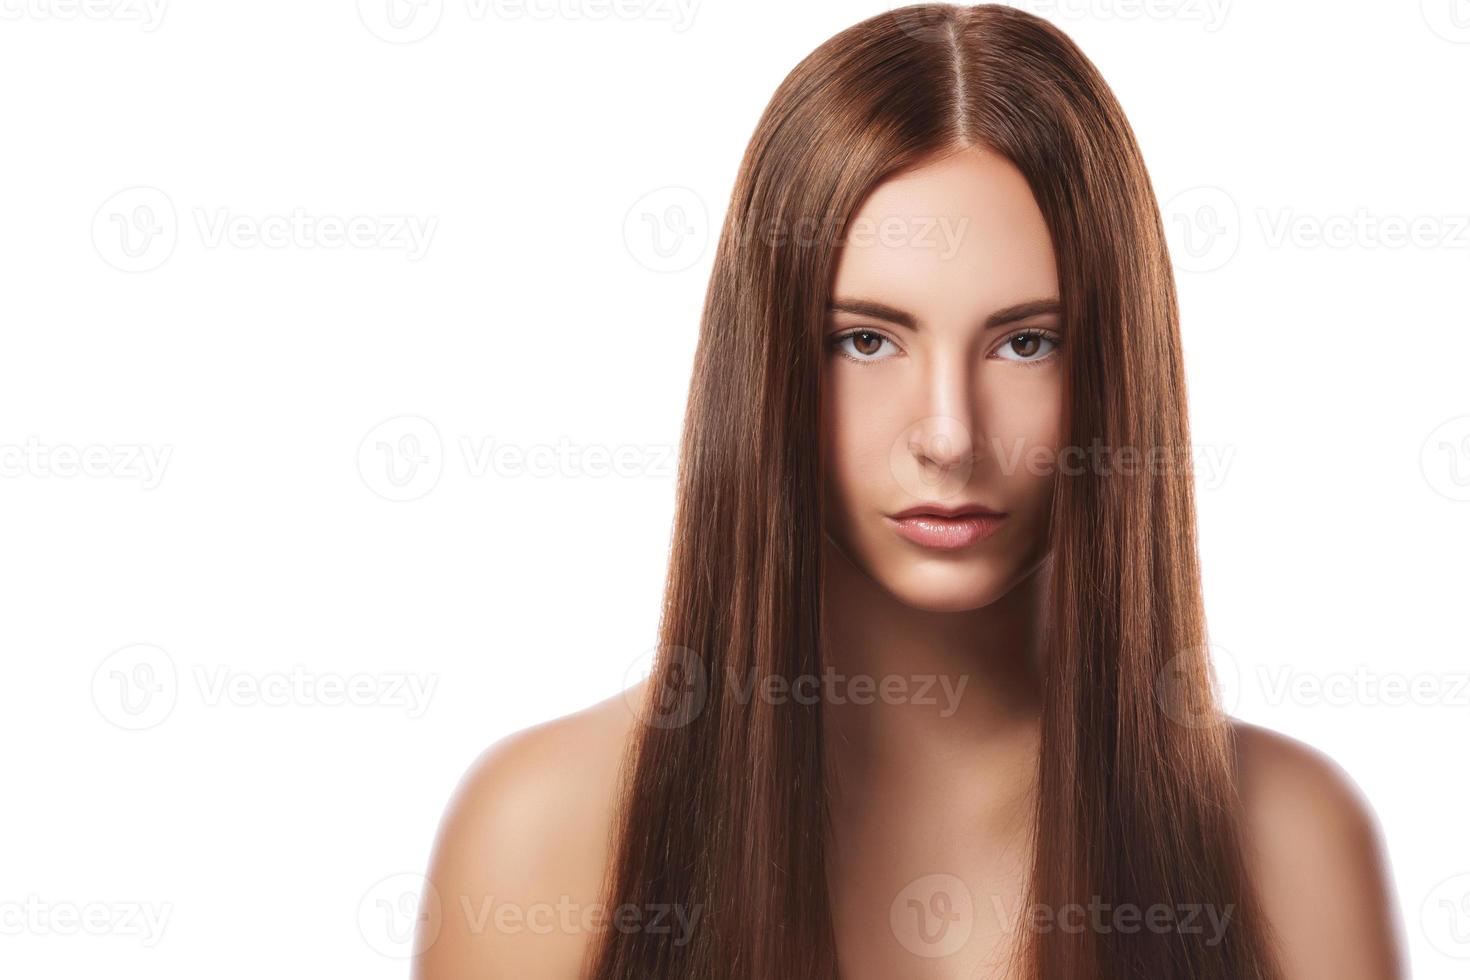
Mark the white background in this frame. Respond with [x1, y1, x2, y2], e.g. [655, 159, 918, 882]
[1, 1, 1466, 977]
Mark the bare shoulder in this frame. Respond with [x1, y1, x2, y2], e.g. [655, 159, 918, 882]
[1228, 719, 1408, 980]
[412, 680, 649, 980]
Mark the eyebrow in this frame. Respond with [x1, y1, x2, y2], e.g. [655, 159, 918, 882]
[825, 297, 1062, 331]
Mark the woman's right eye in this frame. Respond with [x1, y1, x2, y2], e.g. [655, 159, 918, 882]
[829, 329, 901, 363]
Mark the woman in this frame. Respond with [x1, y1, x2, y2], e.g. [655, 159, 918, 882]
[413, 4, 1406, 977]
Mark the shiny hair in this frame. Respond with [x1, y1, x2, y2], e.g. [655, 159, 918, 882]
[588, 4, 1282, 977]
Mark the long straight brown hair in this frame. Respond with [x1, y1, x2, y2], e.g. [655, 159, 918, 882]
[588, 5, 1282, 977]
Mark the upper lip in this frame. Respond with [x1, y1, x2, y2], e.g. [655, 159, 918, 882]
[888, 502, 1006, 520]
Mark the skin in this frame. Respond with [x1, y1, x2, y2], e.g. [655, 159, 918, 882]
[413, 148, 1409, 979]
[819, 147, 1057, 978]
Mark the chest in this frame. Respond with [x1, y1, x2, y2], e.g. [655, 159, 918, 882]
[826, 804, 1033, 980]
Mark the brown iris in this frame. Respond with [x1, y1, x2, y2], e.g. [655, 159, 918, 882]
[1008, 332, 1041, 358]
[851, 331, 883, 356]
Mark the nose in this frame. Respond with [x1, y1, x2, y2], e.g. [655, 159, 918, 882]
[889, 350, 979, 504]
[908, 351, 976, 470]
[907, 414, 974, 470]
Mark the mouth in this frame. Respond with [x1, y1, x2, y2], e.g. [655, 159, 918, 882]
[884, 503, 1008, 550]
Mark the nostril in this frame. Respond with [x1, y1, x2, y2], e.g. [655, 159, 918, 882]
[911, 417, 975, 467]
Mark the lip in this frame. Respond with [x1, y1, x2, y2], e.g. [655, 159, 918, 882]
[888, 502, 1005, 520]
[884, 503, 1008, 551]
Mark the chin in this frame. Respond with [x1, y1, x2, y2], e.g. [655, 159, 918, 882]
[876, 563, 1016, 613]
[825, 521, 1049, 614]
[830, 526, 1053, 614]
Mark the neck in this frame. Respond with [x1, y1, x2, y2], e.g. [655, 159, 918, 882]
[819, 536, 1047, 811]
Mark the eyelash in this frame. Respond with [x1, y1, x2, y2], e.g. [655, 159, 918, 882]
[826, 327, 1063, 367]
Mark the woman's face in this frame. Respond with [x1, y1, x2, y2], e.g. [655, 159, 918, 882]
[821, 147, 1063, 613]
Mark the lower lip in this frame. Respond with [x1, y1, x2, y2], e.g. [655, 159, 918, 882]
[885, 513, 1007, 550]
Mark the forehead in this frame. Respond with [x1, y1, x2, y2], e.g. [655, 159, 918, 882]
[831, 148, 1059, 321]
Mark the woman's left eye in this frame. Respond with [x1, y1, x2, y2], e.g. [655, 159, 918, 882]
[991, 330, 1061, 364]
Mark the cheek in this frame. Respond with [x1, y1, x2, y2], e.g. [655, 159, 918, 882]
[976, 374, 1063, 550]
[979, 372, 1064, 469]
[821, 371, 899, 519]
